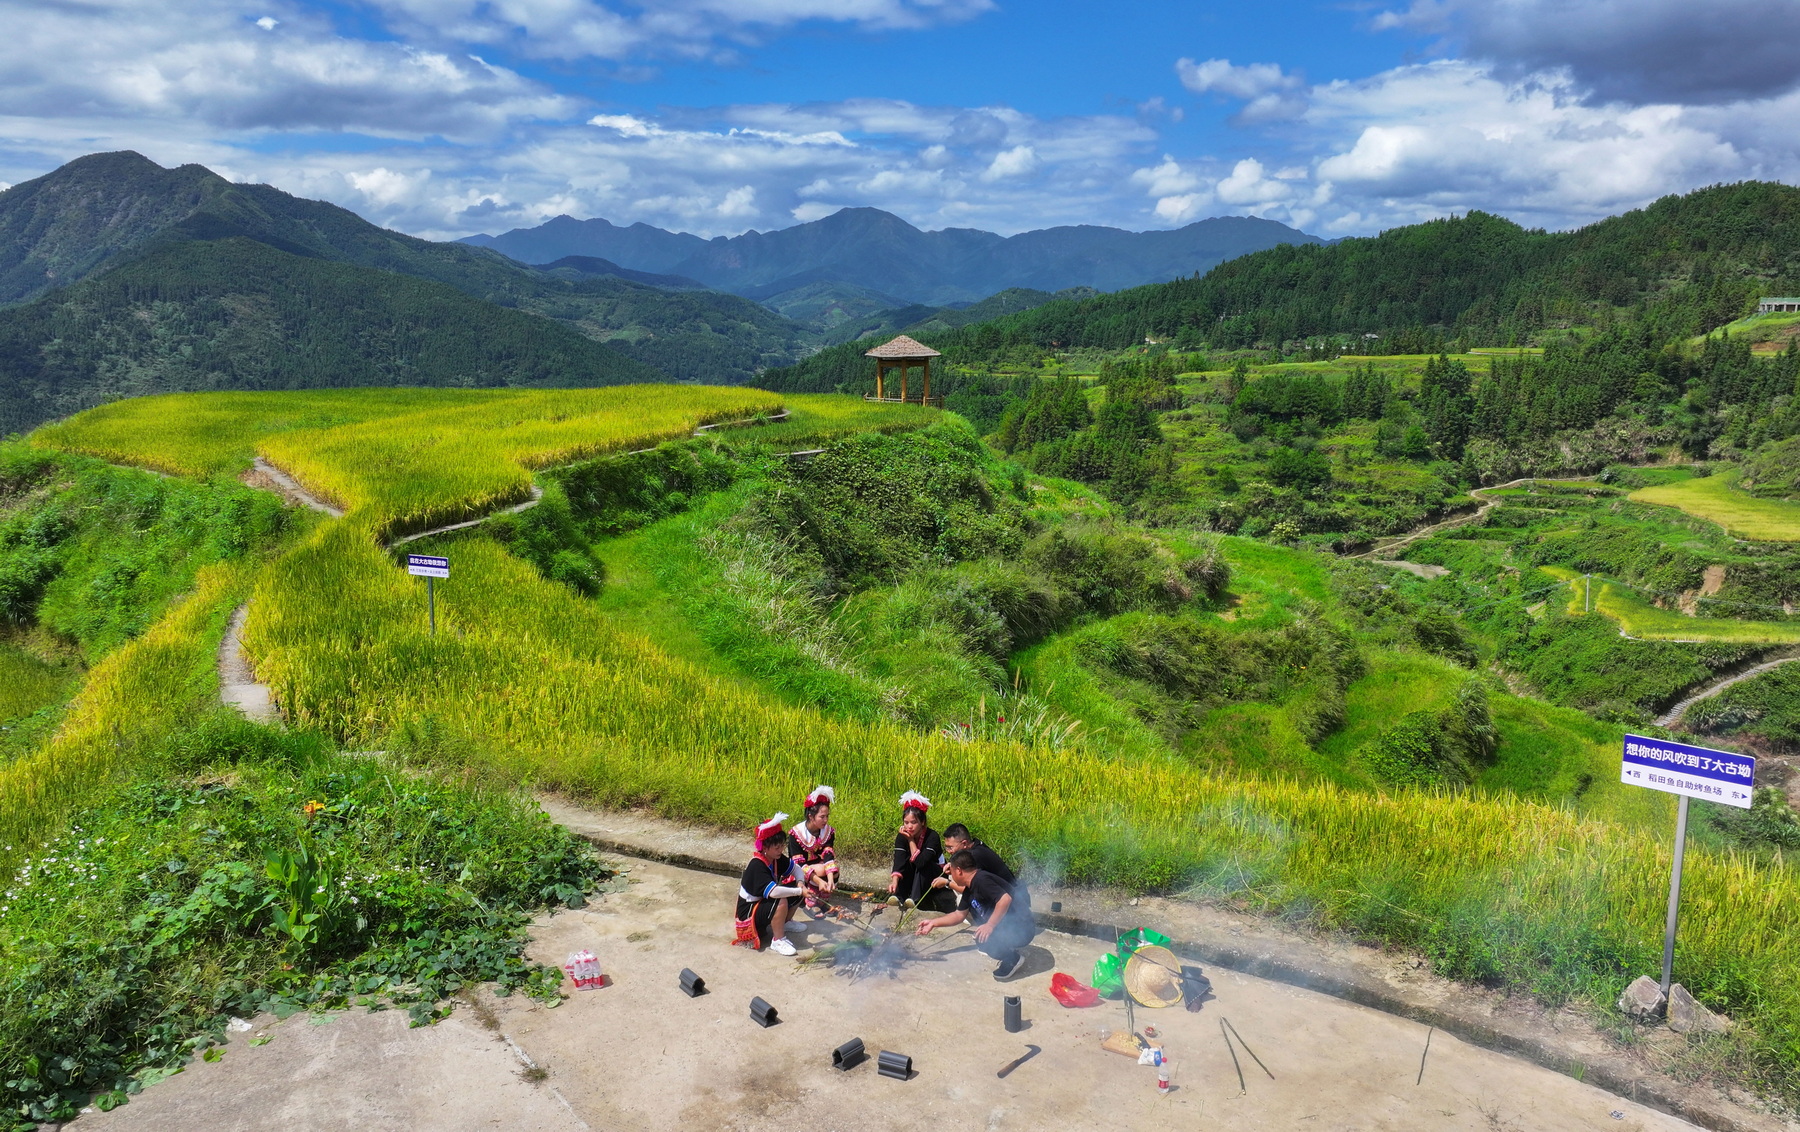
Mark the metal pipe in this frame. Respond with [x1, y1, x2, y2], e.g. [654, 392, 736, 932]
[678, 968, 706, 997]
[1660, 794, 1690, 998]
[750, 996, 780, 1028]
[1004, 995, 1023, 1033]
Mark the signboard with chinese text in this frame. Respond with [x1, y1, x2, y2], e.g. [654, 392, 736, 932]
[1621, 733, 1754, 809]
[406, 554, 449, 579]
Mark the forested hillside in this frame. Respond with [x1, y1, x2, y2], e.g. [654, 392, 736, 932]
[764, 181, 1800, 385]
[0, 238, 660, 434]
[0, 153, 807, 426]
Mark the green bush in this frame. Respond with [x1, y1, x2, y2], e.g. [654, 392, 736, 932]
[753, 423, 1026, 586]
[1357, 678, 1497, 787]
[0, 718, 608, 1129]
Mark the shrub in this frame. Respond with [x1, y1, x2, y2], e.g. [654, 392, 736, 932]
[1357, 678, 1497, 787]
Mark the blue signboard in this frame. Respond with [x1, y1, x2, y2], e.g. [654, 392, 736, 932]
[1621, 733, 1754, 809]
[406, 554, 449, 579]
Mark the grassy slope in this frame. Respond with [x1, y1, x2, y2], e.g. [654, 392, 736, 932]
[0, 644, 72, 722]
[23, 387, 1800, 1101]
[1540, 564, 1800, 644]
[1631, 470, 1800, 541]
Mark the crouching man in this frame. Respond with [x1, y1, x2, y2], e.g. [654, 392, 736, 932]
[914, 849, 1037, 979]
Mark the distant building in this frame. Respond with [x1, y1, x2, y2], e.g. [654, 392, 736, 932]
[1757, 297, 1800, 313]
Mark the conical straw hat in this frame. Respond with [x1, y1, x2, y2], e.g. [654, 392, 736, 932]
[1123, 945, 1184, 1008]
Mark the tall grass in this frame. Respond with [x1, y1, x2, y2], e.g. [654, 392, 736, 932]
[241, 529, 1800, 1085]
[1631, 470, 1800, 542]
[27, 387, 1800, 1094]
[0, 562, 248, 870]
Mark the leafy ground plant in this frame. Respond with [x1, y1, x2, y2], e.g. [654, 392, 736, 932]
[0, 713, 609, 1130]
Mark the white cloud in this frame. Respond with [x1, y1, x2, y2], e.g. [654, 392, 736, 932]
[1177, 58, 1297, 100]
[362, 0, 995, 63]
[980, 144, 1038, 181]
[791, 201, 839, 221]
[0, 0, 572, 141]
[1153, 193, 1211, 224]
[716, 185, 756, 218]
[589, 114, 656, 137]
[1176, 57, 1306, 121]
[1374, 0, 1800, 105]
[1215, 158, 1294, 206]
[1130, 156, 1201, 197]
[1306, 62, 1750, 226]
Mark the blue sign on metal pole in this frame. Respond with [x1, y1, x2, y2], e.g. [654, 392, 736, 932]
[1622, 733, 1757, 1000]
[406, 554, 449, 579]
[1621, 733, 1755, 809]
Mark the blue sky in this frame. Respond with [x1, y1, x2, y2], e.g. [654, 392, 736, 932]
[3, 0, 1798, 241]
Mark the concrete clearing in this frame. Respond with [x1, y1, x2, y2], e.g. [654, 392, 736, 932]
[76, 853, 1707, 1132]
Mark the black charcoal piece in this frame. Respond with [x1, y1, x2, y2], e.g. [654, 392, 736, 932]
[679, 968, 707, 997]
[750, 996, 780, 1027]
[877, 1050, 912, 1080]
[832, 1037, 866, 1070]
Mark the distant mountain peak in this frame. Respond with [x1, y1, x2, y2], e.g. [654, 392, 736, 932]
[463, 206, 1320, 304]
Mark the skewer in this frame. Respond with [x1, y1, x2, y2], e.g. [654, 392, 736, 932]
[1220, 1019, 1246, 1094]
[1222, 1017, 1274, 1080]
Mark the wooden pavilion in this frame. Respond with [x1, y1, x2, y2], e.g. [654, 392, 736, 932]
[864, 335, 943, 407]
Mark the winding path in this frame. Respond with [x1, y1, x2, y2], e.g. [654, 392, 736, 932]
[219, 406, 797, 721]
[1656, 649, 1800, 728]
[1354, 475, 1600, 561]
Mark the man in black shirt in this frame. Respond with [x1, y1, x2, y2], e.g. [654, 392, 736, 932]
[938, 823, 1018, 881]
[915, 849, 1038, 979]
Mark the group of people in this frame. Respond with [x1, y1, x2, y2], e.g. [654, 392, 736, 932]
[733, 787, 1038, 979]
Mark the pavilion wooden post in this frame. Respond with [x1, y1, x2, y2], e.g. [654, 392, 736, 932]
[864, 335, 942, 405]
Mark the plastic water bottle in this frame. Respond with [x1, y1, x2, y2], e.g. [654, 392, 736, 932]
[1157, 1066, 1170, 1095]
[564, 950, 603, 989]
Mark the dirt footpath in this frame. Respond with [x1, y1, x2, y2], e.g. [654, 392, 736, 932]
[77, 858, 1696, 1132]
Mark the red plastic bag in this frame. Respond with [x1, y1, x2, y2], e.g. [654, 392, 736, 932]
[1049, 972, 1100, 1008]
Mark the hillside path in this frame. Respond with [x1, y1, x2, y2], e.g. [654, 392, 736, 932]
[217, 406, 796, 721]
[1355, 475, 1599, 561]
[1658, 650, 1800, 728]
[247, 457, 343, 518]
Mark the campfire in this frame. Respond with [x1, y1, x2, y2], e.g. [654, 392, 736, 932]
[798, 893, 955, 980]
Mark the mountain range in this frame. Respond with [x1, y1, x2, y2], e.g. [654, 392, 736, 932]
[462, 208, 1320, 306]
[0, 152, 813, 432]
[763, 180, 1800, 396]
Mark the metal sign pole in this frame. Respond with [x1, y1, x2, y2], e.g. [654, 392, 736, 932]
[1660, 795, 1690, 998]
[428, 576, 436, 636]
[1619, 734, 1753, 1003]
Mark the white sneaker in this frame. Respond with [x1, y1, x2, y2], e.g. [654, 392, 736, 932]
[769, 937, 798, 957]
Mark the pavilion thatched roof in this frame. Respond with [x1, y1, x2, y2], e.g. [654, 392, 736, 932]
[864, 335, 941, 359]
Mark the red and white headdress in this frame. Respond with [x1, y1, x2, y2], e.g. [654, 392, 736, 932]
[805, 785, 835, 810]
[754, 812, 789, 846]
[899, 790, 931, 814]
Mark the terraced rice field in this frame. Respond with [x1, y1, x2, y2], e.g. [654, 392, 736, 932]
[13, 386, 1800, 1086]
[1630, 471, 1800, 542]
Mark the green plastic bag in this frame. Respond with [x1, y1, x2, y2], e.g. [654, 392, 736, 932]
[1092, 952, 1126, 999]
[1116, 927, 1172, 955]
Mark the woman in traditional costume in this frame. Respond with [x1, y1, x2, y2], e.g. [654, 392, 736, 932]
[786, 785, 839, 909]
[888, 791, 951, 911]
[734, 812, 806, 956]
